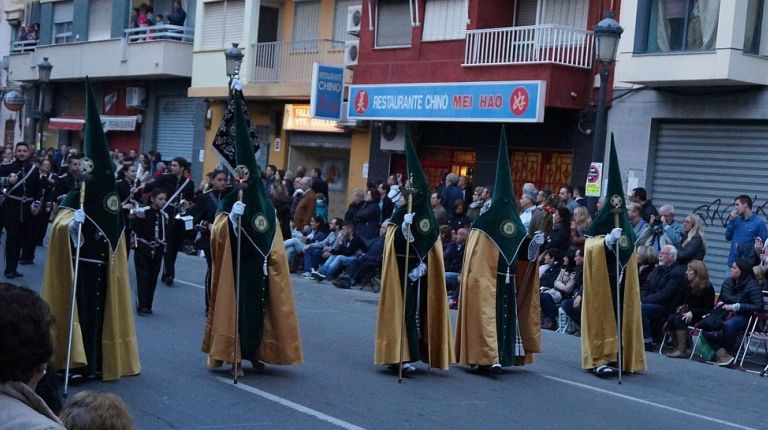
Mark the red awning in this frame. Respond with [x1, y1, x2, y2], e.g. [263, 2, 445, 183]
[49, 116, 85, 131]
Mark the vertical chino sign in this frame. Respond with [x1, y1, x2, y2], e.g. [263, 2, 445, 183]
[310, 63, 345, 121]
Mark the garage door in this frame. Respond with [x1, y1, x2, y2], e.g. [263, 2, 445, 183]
[651, 121, 768, 286]
[156, 97, 198, 162]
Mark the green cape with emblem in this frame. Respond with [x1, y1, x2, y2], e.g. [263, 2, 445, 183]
[60, 77, 124, 252]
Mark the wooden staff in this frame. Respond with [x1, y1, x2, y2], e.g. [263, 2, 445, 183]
[398, 193, 414, 383]
[64, 180, 86, 398]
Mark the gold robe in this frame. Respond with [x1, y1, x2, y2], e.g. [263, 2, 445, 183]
[456, 231, 541, 366]
[581, 237, 646, 372]
[202, 213, 302, 366]
[42, 209, 141, 381]
[374, 225, 455, 369]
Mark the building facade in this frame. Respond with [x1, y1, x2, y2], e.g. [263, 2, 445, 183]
[7, 0, 205, 178]
[610, 0, 767, 284]
[0, 0, 26, 147]
[350, 0, 611, 194]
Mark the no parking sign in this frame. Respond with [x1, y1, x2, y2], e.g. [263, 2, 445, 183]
[585, 162, 603, 197]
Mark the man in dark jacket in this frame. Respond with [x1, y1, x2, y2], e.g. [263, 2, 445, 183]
[640, 244, 686, 347]
[333, 221, 388, 289]
[631, 187, 658, 223]
[311, 222, 367, 281]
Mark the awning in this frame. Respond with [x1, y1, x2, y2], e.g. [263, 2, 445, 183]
[48, 115, 139, 132]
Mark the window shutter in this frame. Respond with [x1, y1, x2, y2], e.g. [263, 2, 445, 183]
[333, 0, 361, 42]
[223, 0, 245, 45]
[515, 0, 538, 26]
[202, 1, 226, 49]
[540, 0, 588, 28]
[88, 0, 112, 41]
[376, 0, 412, 47]
[423, 0, 465, 41]
[53, 1, 74, 23]
[293, 1, 321, 41]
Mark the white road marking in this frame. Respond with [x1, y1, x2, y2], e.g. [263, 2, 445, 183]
[538, 374, 757, 430]
[174, 279, 204, 289]
[216, 377, 367, 430]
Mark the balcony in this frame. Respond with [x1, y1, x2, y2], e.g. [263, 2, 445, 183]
[10, 39, 37, 54]
[244, 39, 347, 98]
[463, 25, 594, 69]
[8, 25, 194, 82]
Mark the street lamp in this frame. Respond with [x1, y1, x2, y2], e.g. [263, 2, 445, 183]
[224, 42, 243, 78]
[589, 11, 622, 213]
[37, 57, 53, 149]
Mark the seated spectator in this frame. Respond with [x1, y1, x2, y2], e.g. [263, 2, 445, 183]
[353, 187, 381, 241]
[677, 213, 706, 264]
[59, 391, 133, 430]
[448, 199, 471, 232]
[569, 205, 591, 247]
[641, 244, 686, 349]
[333, 221, 389, 289]
[439, 225, 452, 248]
[284, 217, 327, 269]
[445, 228, 469, 308]
[311, 222, 367, 282]
[301, 218, 341, 276]
[0, 283, 65, 429]
[344, 187, 365, 224]
[636, 245, 658, 287]
[665, 260, 715, 358]
[431, 192, 449, 226]
[704, 258, 764, 367]
[540, 248, 573, 331]
[559, 247, 585, 332]
[541, 207, 571, 256]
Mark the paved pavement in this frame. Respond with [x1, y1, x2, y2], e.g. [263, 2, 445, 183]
[8, 239, 768, 430]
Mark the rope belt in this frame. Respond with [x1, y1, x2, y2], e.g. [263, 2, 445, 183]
[75, 257, 106, 265]
[137, 237, 165, 248]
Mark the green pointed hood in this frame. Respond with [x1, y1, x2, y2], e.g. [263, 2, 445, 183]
[218, 90, 276, 255]
[61, 78, 124, 252]
[471, 126, 527, 264]
[586, 134, 636, 264]
[389, 131, 438, 259]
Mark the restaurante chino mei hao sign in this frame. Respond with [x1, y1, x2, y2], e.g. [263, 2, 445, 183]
[347, 81, 546, 123]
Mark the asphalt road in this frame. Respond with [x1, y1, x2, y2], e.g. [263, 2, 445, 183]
[9, 240, 768, 430]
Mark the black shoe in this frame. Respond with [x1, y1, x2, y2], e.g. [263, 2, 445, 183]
[4, 272, 15, 279]
[593, 365, 616, 378]
[137, 307, 152, 316]
[19, 260, 33, 265]
[163, 277, 174, 287]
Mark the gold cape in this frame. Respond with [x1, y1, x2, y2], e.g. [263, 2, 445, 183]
[42, 209, 141, 381]
[374, 225, 455, 369]
[581, 237, 646, 372]
[202, 213, 302, 366]
[456, 231, 541, 366]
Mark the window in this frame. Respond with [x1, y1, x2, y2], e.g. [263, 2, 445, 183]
[745, 0, 768, 55]
[53, 1, 74, 44]
[201, 0, 245, 50]
[292, 1, 320, 51]
[422, 0, 465, 41]
[645, 0, 719, 53]
[376, 0, 412, 48]
[514, 0, 588, 28]
[333, 0, 362, 43]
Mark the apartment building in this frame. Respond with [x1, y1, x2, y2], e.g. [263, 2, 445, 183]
[7, 0, 204, 177]
[0, 0, 26, 147]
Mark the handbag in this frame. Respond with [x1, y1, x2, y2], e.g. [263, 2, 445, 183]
[695, 308, 729, 332]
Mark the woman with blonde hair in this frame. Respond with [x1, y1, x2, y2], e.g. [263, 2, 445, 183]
[677, 213, 706, 264]
[665, 259, 715, 358]
[635, 244, 657, 287]
[569, 205, 591, 246]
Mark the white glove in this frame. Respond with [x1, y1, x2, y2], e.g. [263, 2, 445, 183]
[229, 201, 246, 227]
[605, 227, 622, 247]
[73, 208, 85, 225]
[533, 232, 545, 245]
[403, 212, 415, 226]
[408, 262, 427, 282]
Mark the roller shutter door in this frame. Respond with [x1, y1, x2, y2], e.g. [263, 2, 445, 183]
[651, 121, 768, 286]
[156, 97, 198, 162]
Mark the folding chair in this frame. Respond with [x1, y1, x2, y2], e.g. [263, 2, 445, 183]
[734, 291, 768, 373]
[658, 326, 702, 360]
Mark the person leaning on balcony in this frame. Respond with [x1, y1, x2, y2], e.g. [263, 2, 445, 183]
[168, 1, 187, 26]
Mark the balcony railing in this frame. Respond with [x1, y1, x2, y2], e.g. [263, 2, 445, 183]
[10, 39, 37, 54]
[124, 24, 194, 43]
[249, 39, 345, 83]
[463, 25, 594, 69]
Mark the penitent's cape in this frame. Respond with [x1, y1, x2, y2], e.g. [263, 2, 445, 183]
[43, 210, 140, 380]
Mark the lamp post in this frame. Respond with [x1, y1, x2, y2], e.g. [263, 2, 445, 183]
[224, 42, 243, 88]
[589, 11, 622, 213]
[36, 57, 53, 150]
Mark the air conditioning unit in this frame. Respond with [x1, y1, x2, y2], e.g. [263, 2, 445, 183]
[379, 121, 406, 152]
[346, 5, 362, 35]
[336, 101, 358, 128]
[344, 40, 359, 69]
[125, 87, 146, 109]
